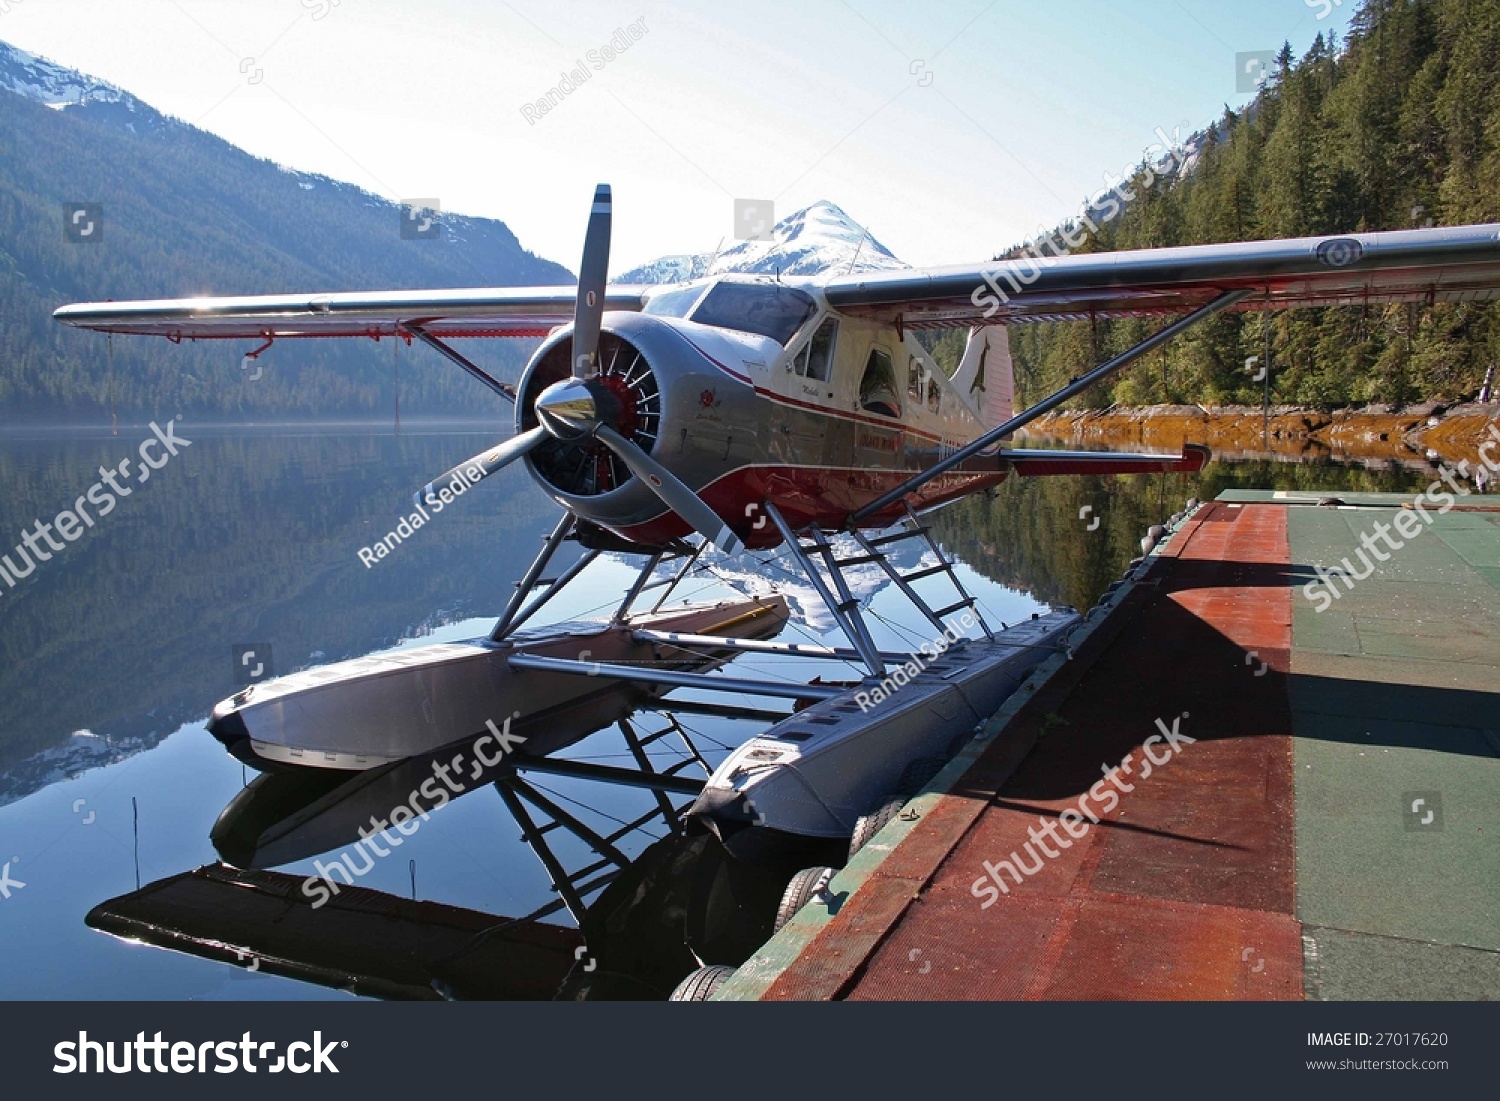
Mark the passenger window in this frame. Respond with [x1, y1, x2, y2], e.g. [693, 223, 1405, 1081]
[927, 376, 942, 413]
[859, 349, 901, 418]
[908, 355, 923, 400]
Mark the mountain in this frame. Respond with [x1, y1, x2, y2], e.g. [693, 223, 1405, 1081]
[0, 40, 571, 423]
[618, 200, 908, 283]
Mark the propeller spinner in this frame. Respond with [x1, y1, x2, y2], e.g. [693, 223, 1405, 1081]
[413, 185, 743, 557]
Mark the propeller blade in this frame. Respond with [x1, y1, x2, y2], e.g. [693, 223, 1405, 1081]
[571, 183, 612, 378]
[594, 425, 743, 556]
[414, 426, 547, 509]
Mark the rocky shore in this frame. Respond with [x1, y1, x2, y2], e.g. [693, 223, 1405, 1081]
[1023, 403, 1500, 469]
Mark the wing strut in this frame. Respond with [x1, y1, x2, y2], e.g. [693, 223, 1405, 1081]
[404, 323, 518, 403]
[851, 288, 1251, 522]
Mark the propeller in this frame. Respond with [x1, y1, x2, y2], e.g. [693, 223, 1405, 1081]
[414, 426, 546, 510]
[411, 183, 743, 556]
[572, 184, 612, 378]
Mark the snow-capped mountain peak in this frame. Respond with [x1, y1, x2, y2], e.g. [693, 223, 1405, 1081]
[618, 199, 908, 283]
[0, 40, 128, 109]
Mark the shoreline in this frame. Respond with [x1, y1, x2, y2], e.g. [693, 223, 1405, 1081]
[1022, 402, 1500, 467]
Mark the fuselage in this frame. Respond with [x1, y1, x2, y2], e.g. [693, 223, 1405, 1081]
[517, 275, 1009, 550]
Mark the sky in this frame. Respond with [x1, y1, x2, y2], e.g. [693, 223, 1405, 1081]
[2, 0, 1360, 277]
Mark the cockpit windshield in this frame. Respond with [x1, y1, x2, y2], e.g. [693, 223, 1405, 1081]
[689, 282, 817, 346]
[641, 284, 707, 319]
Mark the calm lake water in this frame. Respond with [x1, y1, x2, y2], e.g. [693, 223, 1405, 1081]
[0, 423, 1443, 999]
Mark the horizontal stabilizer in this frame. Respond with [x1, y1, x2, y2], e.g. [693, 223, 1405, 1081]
[1003, 443, 1210, 477]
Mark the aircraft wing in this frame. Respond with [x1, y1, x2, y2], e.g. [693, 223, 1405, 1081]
[52, 285, 650, 340]
[822, 223, 1500, 327]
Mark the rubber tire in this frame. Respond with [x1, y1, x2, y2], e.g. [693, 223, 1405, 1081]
[773, 866, 837, 933]
[848, 797, 906, 860]
[668, 964, 737, 1002]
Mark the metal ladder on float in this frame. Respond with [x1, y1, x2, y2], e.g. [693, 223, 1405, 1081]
[759, 502, 994, 680]
[845, 502, 996, 643]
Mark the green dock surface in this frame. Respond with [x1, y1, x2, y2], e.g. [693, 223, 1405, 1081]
[1263, 490, 1500, 999]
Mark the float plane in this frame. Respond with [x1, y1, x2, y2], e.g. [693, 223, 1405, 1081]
[54, 189, 1500, 841]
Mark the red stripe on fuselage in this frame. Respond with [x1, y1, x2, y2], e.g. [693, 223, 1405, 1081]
[614, 463, 1010, 550]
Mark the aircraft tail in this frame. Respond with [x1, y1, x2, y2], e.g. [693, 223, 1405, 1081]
[950, 325, 1015, 434]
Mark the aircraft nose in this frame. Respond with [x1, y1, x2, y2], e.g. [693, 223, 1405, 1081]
[535, 378, 599, 439]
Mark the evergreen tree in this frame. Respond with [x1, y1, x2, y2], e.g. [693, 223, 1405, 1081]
[1010, 0, 1500, 410]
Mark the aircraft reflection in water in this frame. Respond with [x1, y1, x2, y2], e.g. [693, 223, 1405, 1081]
[89, 710, 848, 1001]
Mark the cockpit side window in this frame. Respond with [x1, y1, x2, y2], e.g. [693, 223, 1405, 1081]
[690, 282, 817, 345]
[796, 318, 838, 382]
[859, 349, 901, 418]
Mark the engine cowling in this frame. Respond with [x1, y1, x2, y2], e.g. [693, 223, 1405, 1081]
[518, 327, 663, 498]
